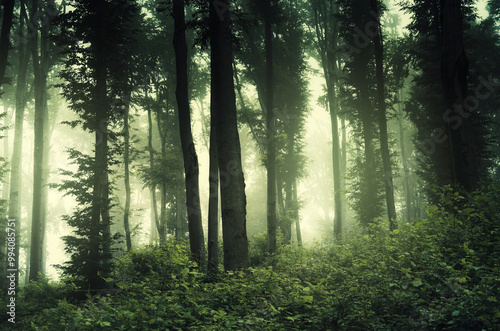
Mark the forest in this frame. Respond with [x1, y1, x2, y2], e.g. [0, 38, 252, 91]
[0, 0, 499, 329]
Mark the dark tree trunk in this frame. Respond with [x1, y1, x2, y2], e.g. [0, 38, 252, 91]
[440, 0, 479, 191]
[312, 0, 343, 239]
[0, 0, 15, 88]
[370, 0, 397, 230]
[264, 0, 277, 254]
[146, 100, 159, 243]
[207, 109, 219, 275]
[4, 1, 28, 291]
[173, 0, 205, 268]
[123, 103, 132, 251]
[398, 100, 412, 222]
[155, 84, 168, 245]
[2, 111, 9, 200]
[352, 0, 379, 226]
[209, 0, 250, 270]
[293, 180, 301, 246]
[30, 0, 51, 281]
[88, 47, 108, 291]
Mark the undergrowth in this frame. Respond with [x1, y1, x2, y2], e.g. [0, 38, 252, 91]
[6, 185, 500, 330]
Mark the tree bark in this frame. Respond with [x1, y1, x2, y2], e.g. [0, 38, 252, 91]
[5, 1, 29, 291]
[370, 0, 397, 230]
[0, 0, 15, 88]
[88, 38, 109, 291]
[30, 0, 51, 282]
[312, 0, 343, 239]
[209, 0, 250, 270]
[440, 0, 479, 191]
[264, 0, 277, 254]
[173, 0, 205, 268]
[207, 110, 219, 275]
[146, 99, 159, 243]
[398, 98, 412, 222]
[123, 102, 132, 251]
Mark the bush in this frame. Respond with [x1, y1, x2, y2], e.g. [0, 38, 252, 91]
[12, 185, 500, 330]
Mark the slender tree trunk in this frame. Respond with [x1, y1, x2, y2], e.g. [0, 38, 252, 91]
[2, 110, 9, 200]
[341, 117, 347, 219]
[207, 110, 219, 275]
[284, 178, 292, 244]
[88, 46, 108, 291]
[123, 103, 132, 251]
[173, 0, 205, 268]
[176, 178, 184, 240]
[209, 0, 250, 270]
[5, 2, 29, 291]
[264, 1, 277, 254]
[155, 90, 167, 245]
[398, 98, 412, 222]
[370, 0, 397, 230]
[159, 181, 167, 244]
[0, 0, 15, 88]
[293, 179, 301, 246]
[147, 104, 159, 243]
[312, 0, 343, 239]
[30, 0, 51, 281]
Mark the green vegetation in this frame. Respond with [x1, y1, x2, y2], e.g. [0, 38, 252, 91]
[9, 185, 500, 330]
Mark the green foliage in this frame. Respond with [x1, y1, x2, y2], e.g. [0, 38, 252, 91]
[52, 149, 119, 290]
[13, 185, 500, 330]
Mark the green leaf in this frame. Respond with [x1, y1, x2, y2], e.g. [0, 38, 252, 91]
[412, 278, 422, 287]
[303, 296, 313, 303]
[452, 310, 460, 317]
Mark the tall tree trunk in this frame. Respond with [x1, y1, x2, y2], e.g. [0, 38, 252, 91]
[441, 0, 479, 191]
[398, 97, 412, 222]
[209, 0, 250, 270]
[5, 1, 29, 291]
[123, 103, 132, 251]
[176, 177, 184, 240]
[312, 0, 343, 239]
[173, 0, 205, 268]
[264, 0, 277, 254]
[2, 109, 9, 200]
[0, 0, 15, 88]
[207, 110, 219, 275]
[284, 178, 292, 244]
[155, 87, 167, 245]
[147, 102, 159, 243]
[370, 0, 397, 230]
[30, 0, 51, 281]
[352, 0, 378, 226]
[293, 179, 301, 246]
[88, 45, 109, 291]
[264, 0, 278, 253]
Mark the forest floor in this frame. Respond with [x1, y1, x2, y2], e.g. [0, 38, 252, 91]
[6, 185, 500, 330]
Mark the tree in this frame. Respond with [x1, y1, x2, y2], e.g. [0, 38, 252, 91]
[56, 0, 140, 290]
[402, 0, 487, 197]
[338, 0, 385, 226]
[441, 0, 480, 191]
[310, 0, 344, 238]
[30, 0, 55, 282]
[263, 0, 277, 253]
[209, 0, 250, 270]
[0, 0, 15, 90]
[123, 100, 132, 251]
[173, 0, 205, 268]
[370, 0, 397, 230]
[4, 0, 29, 292]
